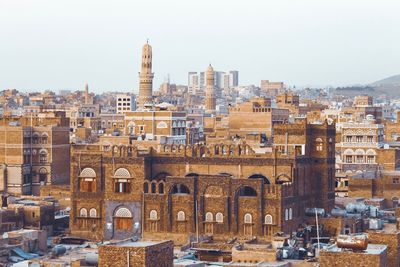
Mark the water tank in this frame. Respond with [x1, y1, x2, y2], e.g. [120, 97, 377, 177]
[369, 219, 383, 230]
[331, 208, 347, 217]
[337, 234, 368, 250]
[85, 252, 99, 266]
[346, 202, 367, 214]
[52, 245, 67, 256]
[305, 208, 325, 217]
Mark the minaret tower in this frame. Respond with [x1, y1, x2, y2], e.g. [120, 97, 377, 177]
[205, 64, 216, 113]
[138, 41, 154, 110]
[84, 82, 90, 104]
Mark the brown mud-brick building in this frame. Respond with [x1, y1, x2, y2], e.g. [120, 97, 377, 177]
[70, 120, 335, 242]
[0, 114, 70, 195]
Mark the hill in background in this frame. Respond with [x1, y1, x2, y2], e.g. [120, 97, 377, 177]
[333, 74, 400, 98]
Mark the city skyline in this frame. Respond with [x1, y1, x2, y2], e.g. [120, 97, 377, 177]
[1, 0, 400, 92]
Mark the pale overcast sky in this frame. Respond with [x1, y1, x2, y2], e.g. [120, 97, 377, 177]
[0, 0, 399, 93]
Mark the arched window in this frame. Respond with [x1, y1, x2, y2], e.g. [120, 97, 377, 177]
[205, 212, 213, 222]
[80, 168, 96, 178]
[276, 174, 291, 185]
[80, 208, 88, 217]
[244, 213, 252, 224]
[41, 133, 48, 144]
[177, 211, 186, 221]
[114, 168, 131, 193]
[149, 210, 158, 220]
[157, 121, 168, 129]
[32, 133, 39, 144]
[114, 168, 131, 178]
[158, 183, 164, 194]
[248, 174, 270, 184]
[265, 214, 273, 225]
[285, 209, 289, 221]
[151, 182, 157, 194]
[216, 212, 223, 223]
[315, 138, 323, 151]
[171, 184, 190, 194]
[89, 208, 97, 218]
[143, 182, 149, 193]
[79, 168, 96, 193]
[289, 208, 293, 220]
[238, 186, 257, 197]
[39, 149, 48, 164]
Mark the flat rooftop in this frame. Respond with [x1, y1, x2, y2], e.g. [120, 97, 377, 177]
[323, 243, 387, 255]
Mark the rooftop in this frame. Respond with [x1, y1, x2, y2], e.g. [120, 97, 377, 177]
[322, 243, 387, 255]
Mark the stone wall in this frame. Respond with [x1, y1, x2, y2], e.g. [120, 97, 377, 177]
[98, 240, 173, 267]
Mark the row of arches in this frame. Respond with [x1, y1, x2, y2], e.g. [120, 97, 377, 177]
[79, 208, 98, 218]
[31, 132, 49, 144]
[78, 168, 292, 194]
[343, 149, 377, 155]
[160, 144, 255, 157]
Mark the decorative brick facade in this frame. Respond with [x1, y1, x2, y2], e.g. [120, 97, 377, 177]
[70, 120, 335, 242]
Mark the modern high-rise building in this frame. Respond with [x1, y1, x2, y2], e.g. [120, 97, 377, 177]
[137, 41, 154, 110]
[222, 71, 239, 89]
[187, 70, 239, 94]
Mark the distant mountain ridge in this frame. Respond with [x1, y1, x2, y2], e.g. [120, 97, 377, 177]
[370, 74, 400, 86]
[333, 74, 400, 98]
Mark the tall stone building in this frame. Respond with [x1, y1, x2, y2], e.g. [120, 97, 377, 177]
[69, 119, 335, 241]
[0, 113, 70, 196]
[205, 64, 216, 113]
[137, 41, 154, 110]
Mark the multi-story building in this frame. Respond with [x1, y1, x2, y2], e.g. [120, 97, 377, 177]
[124, 109, 186, 144]
[276, 92, 300, 114]
[69, 119, 335, 241]
[222, 71, 239, 89]
[0, 113, 70, 195]
[336, 120, 384, 173]
[260, 80, 284, 96]
[116, 94, 136, 113]
[205, 97, 289, 147]
[341, 95, 383, 124]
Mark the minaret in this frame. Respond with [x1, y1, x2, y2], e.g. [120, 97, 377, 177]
[138, 41, 154, 110]
[84, 82, 90, 104]
[205, 64, 216, 113]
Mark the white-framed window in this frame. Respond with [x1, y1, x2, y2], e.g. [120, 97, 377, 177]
[265, 214, 273, 225]
[80, 208, 88, 217]
[216, 212, 223, 223]
[89, 208, 97, 218]
[205, 212, 213, 222]
[149, 210, 158, 220]
[244, 213, 252, 224]
[177, 211, 185, 221]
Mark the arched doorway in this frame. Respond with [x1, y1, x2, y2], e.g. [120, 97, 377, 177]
[114, 207, 133, 232]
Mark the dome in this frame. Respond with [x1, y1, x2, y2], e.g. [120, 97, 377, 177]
[207, 64, 214, 72]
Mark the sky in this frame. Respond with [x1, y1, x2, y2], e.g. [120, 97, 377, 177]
[0, 0, 400, 93]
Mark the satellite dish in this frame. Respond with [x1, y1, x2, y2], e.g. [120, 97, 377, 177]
[2, 233, 8, 239]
